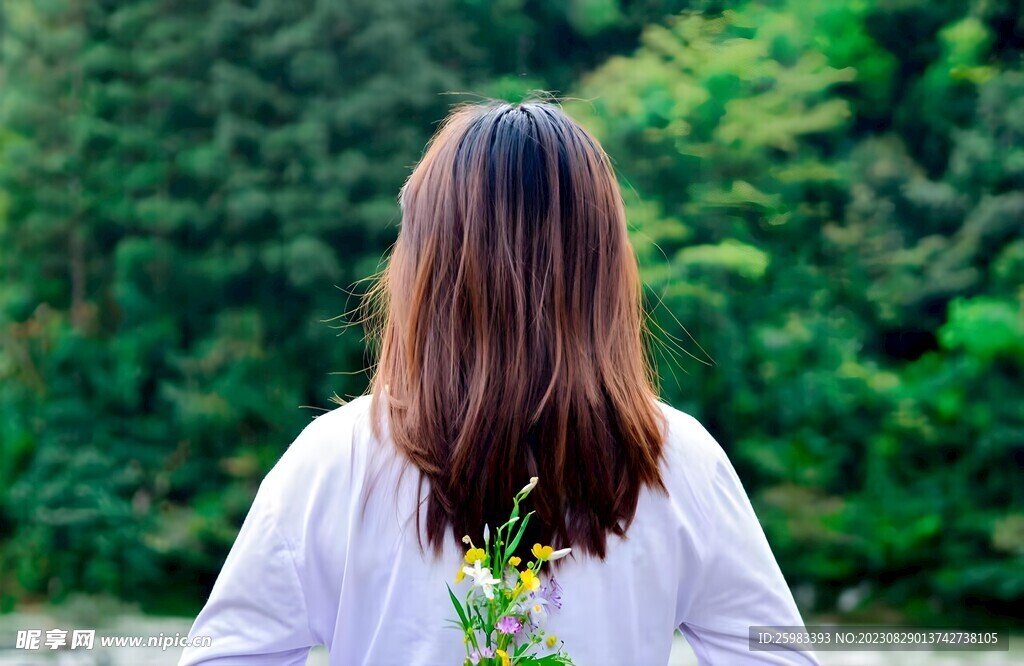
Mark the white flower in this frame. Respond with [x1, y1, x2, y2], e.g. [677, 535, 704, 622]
[462, 535, 472, 545]
[483, 524, 490, 546]
[527, 597, 549, 624]
[462, 560, 501, 600]
[518, 477, 539, 496]
[547, 547, 571, 562]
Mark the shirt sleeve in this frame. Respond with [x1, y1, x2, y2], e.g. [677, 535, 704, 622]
[177, 479, 317, 666]
[677, 421, 819, 666]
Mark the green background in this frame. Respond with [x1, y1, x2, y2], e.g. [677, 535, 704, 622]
[0, 0, 1021, 629]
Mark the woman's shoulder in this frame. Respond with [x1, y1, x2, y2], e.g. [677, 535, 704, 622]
[254, 395, 378, 517]
[649, 400, 746, 529]
[654, 400, 732, 474]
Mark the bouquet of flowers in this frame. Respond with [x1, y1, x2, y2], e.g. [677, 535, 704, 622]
[447, 477, 575, 666]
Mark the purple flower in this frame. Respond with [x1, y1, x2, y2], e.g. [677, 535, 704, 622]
[536, 575, 563, 610]
[469, 646, 494, 663]
[495, 615, 522, 635]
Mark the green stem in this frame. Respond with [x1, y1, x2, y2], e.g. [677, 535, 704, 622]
[464, 589, 481, 652]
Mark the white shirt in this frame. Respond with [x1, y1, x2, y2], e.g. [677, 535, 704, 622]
[180, 395, 817, 665]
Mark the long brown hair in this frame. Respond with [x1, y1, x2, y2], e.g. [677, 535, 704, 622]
[368, 100, 666, 560]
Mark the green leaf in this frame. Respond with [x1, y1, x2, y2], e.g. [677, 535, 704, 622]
[504, 512, 533, 563]
[447, 584, 470, 630]
[520, 655, 572, 665]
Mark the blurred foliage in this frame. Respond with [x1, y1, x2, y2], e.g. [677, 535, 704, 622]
[0, 0, 1020, 625]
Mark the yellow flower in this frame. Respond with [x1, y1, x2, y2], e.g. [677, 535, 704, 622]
[546, 635, 557, 648]
[532, 543, 554, 560]
[508, 556, 521, 567]
[496, 649, 510, 666]
[455, 567, 466, 583]
[464, 547, 486, 564]
[520, 568, 540, 591]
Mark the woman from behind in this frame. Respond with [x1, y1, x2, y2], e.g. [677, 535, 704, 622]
[180, 101, 817, 665]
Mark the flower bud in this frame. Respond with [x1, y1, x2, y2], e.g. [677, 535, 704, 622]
[518, 477, 539, 496]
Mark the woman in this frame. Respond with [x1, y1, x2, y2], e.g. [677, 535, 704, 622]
[180, 101, 817, 665]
